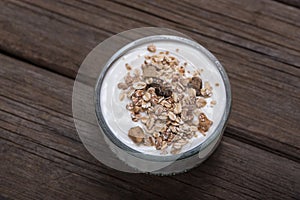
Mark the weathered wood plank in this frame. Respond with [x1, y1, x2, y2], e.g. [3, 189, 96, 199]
[3, 127, 299, 200]
[1, 0, 299, 82]
[0, 140, 158, 200]
[275, 0, 300, 8]
[112, 0, 300, 65]
[2, 0, 300, 77]
[1, 0, 300, 160]
[221, 0, 300, 26]
[1, 54, 299, 199]
[0, 0, 112, 78]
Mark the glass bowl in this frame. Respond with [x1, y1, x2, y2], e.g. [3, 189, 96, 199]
[94, 35, 231, 174]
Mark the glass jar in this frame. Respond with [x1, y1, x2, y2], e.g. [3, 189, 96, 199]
[73, 28, 231, 175]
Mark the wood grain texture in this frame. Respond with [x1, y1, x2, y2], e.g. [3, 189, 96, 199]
[0, 0, 299, 161]
[1, 54, 299, 200]
[1, 0, 300, 199]
[275, 0, 300, 8]
[0, 0, 112, 78]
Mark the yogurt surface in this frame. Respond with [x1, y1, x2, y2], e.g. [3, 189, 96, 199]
[100, 39, 227, 156]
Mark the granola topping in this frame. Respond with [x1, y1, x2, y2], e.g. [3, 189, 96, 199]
[118, 44, 215, 154]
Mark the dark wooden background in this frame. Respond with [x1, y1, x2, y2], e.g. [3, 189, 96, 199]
[1, 0, 299, 199]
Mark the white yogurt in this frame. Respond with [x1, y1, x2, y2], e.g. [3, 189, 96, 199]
[100, 40, 227, 156]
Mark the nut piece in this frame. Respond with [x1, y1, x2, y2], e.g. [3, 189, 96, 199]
[128, 126, 145, 143]
[189, 77, 202, 96]
[147, 44, 156, 53]
[198, 113, 213, 135]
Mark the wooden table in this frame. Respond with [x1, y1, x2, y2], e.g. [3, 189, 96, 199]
[1, 0, 299, 199]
